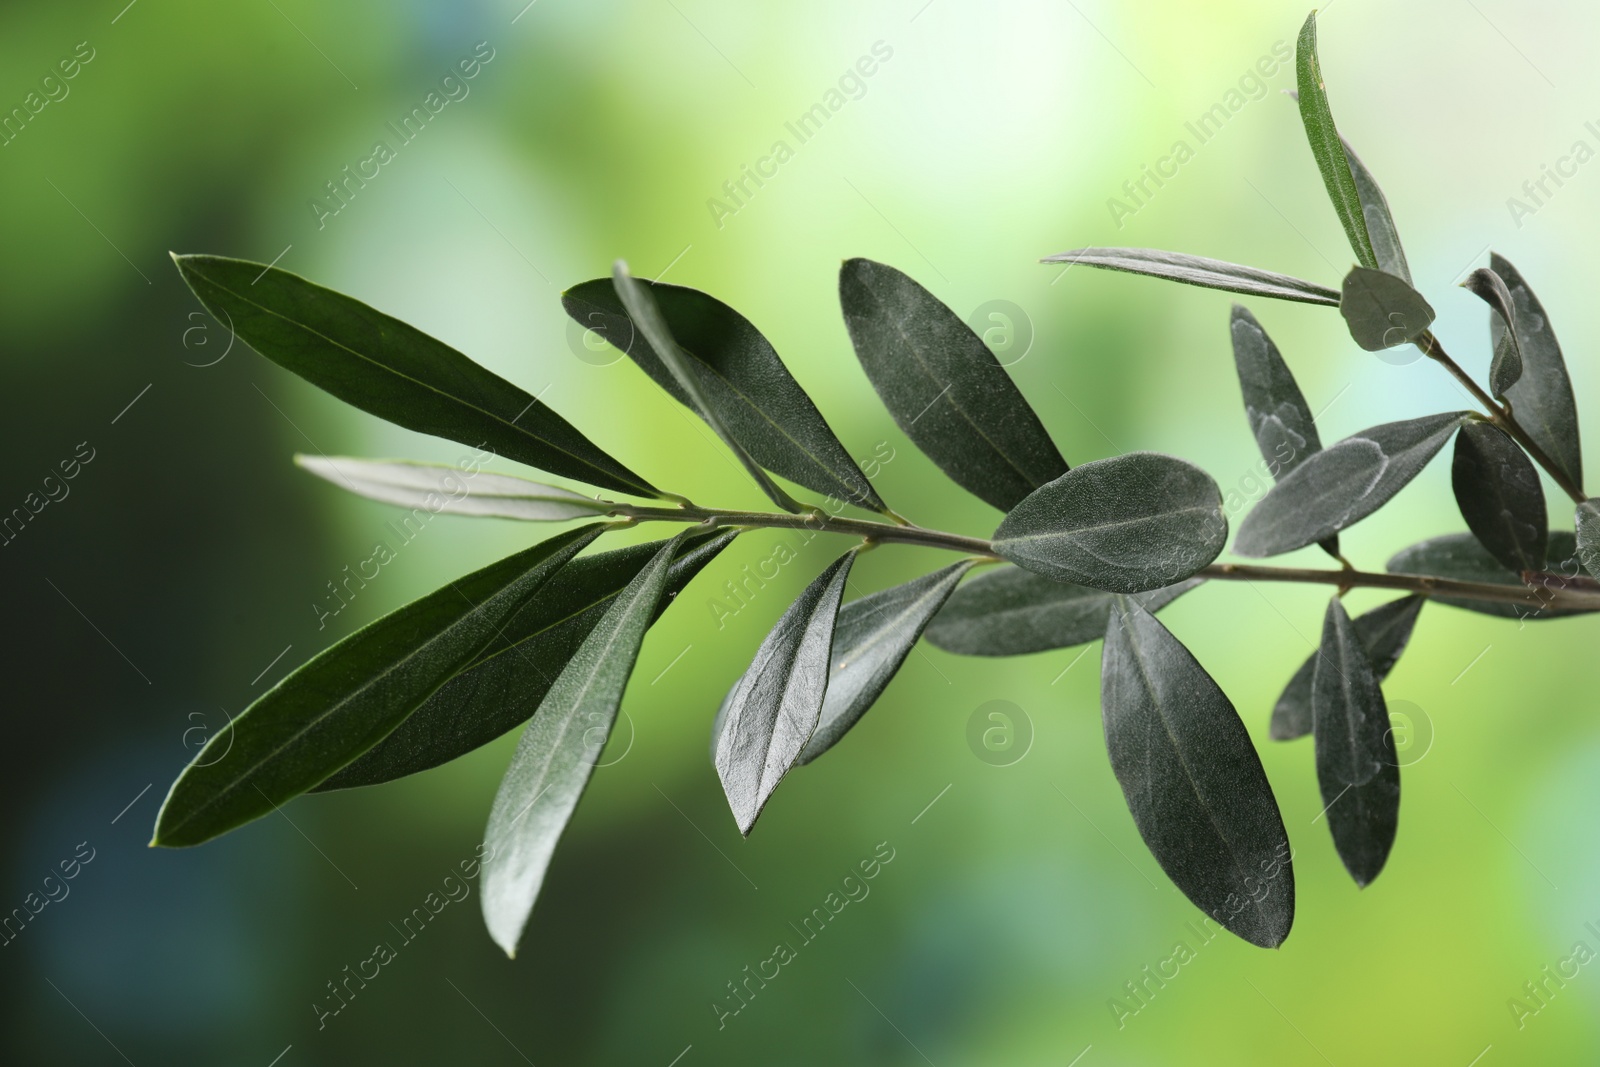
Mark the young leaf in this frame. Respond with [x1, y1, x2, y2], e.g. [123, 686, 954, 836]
[1492, 254, 1583, 489]
[925, 567, 1201, 656]
[1312, 596, 1400, 888]
[152, 525, 606, 847]
[1387, 531, 1598, 620]
[1460, 267, 1523, 397]
[171, 255, 658, 499]
[612, 260, 805, 513]
[1339, 267, 1435, 352]
[1452, 422, 1548, 573]
[839, 258, 1068, 511]
[1578, 500, 1600, 578]
[562, 279, 890, 514]
[1234, 412, 1470, 557]
[796, 561, 975, 765]
[1101, 597, 1294, 948]
[1042, 247, 1340, 306]
[1272, 595, 1423, 741]
[1295, 12, 1379, 270]
[480, 533, 683, 957]
[714, 551, 855, 834]
[295, 455, 613, 523]
[318, 529, 735, 791]
[1342, 138, 1411, 283]
[993, 452, 1226, 593]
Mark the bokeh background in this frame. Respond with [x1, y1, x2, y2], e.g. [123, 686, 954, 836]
[2, 0, 1598, 1063]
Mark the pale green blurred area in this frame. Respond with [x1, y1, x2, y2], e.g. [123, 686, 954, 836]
[3, 0, 1599, 1062]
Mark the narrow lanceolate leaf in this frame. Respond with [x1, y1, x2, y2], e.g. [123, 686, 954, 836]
[1235, 412, 1470, 557]
[1312, 597, 1400, 888]
[715, 551, 855, 834]
[481, 533, 683, 957]
[1042, 247, 1341, 307]
[1461, 268, 1523, 397]
[1342, 138, 1411, 283]
[925, 566, 1201, 656]
[797, 561, 975, 765]
[1492, 253, 1583, 489]
[319, 530, 735, 791]
[1387, 531, 1599, 620]
[1272, 595, 1423, 741]
[296, 455, 613, 523]
[612, 260, 804, 513]
[1578, 500, 1600, 578]
[1101, 598, 1294, 948]
[171, 255, 657, 499]
[562, 279, 889, 514]
[1452, 422, 1547, 573]
[153, 525, 605, 847]
[1295, 12, 1378, 270]
[994, 452, 1226, 594]
[839, 258, 1068, 511]
[1339, 267, 1435, 352]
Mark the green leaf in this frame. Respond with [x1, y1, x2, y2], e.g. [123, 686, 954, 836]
[611, 260, 804, 513]
[1492, 253, 1583, 489]
[1452, 422, 1548, 573]
[1235, 412, 1470, 557]
[1342, 137, 1411, 283]
[1339, 266, 1435, 352]
[925, 565, 1201, 656]
[1295, 12, 1378, 270]
[152, 524, 606, 847]
[562, 279, 890, 514]
[1312, 596, 1400, 888]
[993, 452, 1227, 594]
[839, 258, 1068, 511]
[295, 454, 614, 522]
[1460, 267, 1524, 397]
[1387, 531, 1598, 620]
[797, 561, 974, 765]
[1578, 500, 1600, 578]
[714, 550, 855, 834]
[1271, 595, 1423, 741]
[171, 255, 657, 499]
[317, 529, 735, 791]
[1042, 247, 1340, 306]
[1101, 597, 1294, 948]
[480, 533, 684, 957]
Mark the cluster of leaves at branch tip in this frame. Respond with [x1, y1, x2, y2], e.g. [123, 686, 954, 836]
[155, 10, 1596, 960]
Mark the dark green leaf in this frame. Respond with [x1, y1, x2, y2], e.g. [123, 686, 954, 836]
[1339, 266, 1435, 352]
[925, 565, 1201, 656]
[1460, 267, 1523, 397]
[1578, 500, 1600, 578]
[481, 533, 683, 957]
[318, 529, 735, 791]
[839, 258, 1068, 511]
[1342, 137, 1411, 283]
[1295, 12, 1378, 270]
[563, 279, 889, 514]
[153, 525, 606, 847]
[296, 454, 614, 522]
[1101, 597, 1294, 948]
[714, 550, 855, 834]
[1452, 422, 1547, 572]
[1312, 597, 1400, 888]
[1230, 305, 1324, 478]
[1387, 531, 1598, 620]
[1492, 253, 1583, 489]
[612, 260, 804, 512]
[797, 561, 974, 765]
[993, 452, 1226, 594]
[1235, 412, 1470, 557]
[171, 255, 657, 499]
[1042, 247, 1340, 306]
[1272, 595, 1423, 741]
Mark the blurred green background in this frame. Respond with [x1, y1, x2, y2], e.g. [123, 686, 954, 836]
[3, 0, 1598, 1063]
